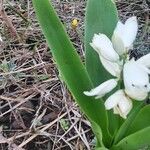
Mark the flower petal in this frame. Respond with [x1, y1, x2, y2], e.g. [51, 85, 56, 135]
[112, 17, 138, 53]
[113, 107, 120, 114]
[123, 59, 149, 100]
[125, 87, 148, 101]
[123, 59, 149, 88]
[117, 96, 132, 119]
[105, 90, 132, 119]
[112, 31, 125, 55]
[112, 21, 126, 55]
[84, 79, 117, 99]
[137, 53, 150, 68]
[90, 34, 119, 62]
[105, 90, 124, 110]
[100, 56, 122, 77]
[123, 16, 138, 48]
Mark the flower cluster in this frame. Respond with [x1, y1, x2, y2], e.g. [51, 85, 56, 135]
[84, 17, 150, 119]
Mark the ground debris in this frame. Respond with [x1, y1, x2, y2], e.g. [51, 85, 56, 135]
[0, 0, 149, 149]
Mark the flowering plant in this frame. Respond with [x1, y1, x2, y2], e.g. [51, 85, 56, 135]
[33, 0, 150, 149]
[84, 16, 150, 119]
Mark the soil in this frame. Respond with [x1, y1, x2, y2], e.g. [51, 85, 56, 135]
[0, 0, 149, 149]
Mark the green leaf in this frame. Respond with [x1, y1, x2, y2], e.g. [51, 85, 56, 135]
[85, 0, 120, 139]
[111, 127, 150, 150]
[126, 104, 150, 136]
[32, 0, 111, 146]
[85, 0, 118, 86]
[96, 148, 109, 150]
[91, 121, 104, 148]
[114, 102, 144, 144]
[107, 111, 123, 136]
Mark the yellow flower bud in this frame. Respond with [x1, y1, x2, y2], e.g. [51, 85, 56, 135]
[71, 19, 78, 29]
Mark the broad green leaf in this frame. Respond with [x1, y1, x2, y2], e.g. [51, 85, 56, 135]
[114, 102, 144, 144]
[126, 104, 150, 136]
[32, 0, 111, 146]
[85, 0, 118, 86]
[85, 0, 120, 138]
[91, 121, 104, 148]
[111, 127, 150, 150]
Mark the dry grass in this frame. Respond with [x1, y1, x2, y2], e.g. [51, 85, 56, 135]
[0, 0, 149, 149]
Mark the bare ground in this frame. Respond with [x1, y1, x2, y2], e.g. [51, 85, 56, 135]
[0, 0, 149, 150]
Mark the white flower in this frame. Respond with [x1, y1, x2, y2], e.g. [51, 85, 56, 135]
[84, 16, 150, 119]
[112, 16, 138, 55]
[84, 79, 117, 99]
[90, 17, 138, 78]
[104, 90, 132, 119]
[90, 34, 119, 62]
[90, 33, 123, 77]
[99, 56, 122, 77]
[123, 59, 150, 100]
